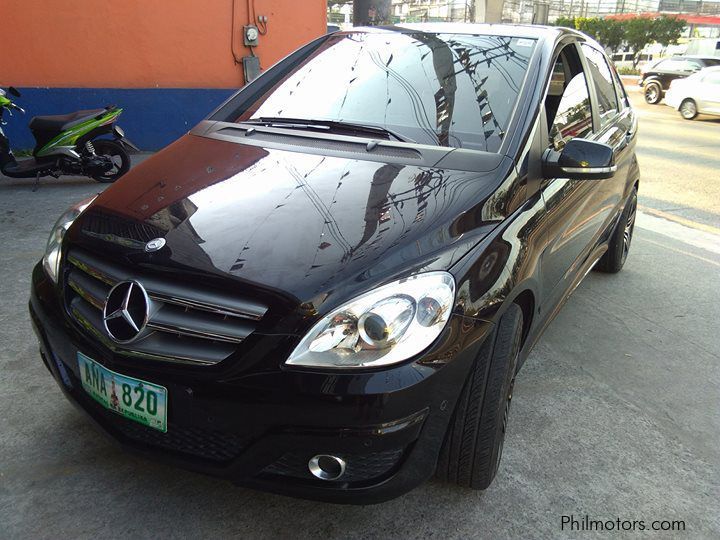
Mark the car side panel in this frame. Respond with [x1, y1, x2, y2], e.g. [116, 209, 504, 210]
[699, 79, 720, 114]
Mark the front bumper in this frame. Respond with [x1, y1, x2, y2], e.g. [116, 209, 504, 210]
[664, 89, 681, 110]
[30, 262, 492, 504]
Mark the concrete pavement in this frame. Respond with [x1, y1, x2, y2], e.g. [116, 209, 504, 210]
[1, 104, 719, 538]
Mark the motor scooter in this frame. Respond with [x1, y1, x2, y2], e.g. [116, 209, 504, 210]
[0, 86, 138, 186]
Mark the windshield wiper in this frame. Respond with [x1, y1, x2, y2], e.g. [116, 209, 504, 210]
[240, 116, 415, 143]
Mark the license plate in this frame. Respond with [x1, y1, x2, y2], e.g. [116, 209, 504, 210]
[77, 352, 168, 432]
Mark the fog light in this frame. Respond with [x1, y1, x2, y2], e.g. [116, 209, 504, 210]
[308, 454, 346, 481]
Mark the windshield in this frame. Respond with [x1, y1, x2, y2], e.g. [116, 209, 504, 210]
[220, 32, 536, 153]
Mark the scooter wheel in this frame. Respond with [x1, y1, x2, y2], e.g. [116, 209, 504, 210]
[91, 139, 131, 183]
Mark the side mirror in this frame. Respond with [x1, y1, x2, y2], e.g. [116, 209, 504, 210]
[542, 138, 616, 180]
[8, 87, 21, 98]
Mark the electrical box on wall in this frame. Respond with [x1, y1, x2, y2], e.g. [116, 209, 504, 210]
[243, 56, 261, 82]
[243, 25, 259, 47]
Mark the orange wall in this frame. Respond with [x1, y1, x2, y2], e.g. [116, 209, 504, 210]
[1, 0, 326, 88]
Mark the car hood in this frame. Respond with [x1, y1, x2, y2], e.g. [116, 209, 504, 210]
[72, 134, 509, 312]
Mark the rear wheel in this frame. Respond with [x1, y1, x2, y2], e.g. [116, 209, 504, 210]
[644, 81, 662, 104]
[595, 188, 637, 273]
[91, 139, 130, 183]
[436, 304, 523, 489]
[679, 99, 698, 120]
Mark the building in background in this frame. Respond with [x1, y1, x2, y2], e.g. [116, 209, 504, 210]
[0, 0, 326, 151]
[328, 0, 505, 25]
[390, 0, 474, 21]
[503, 0, 720, 29]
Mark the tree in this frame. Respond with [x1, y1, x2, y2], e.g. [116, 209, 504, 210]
[597, 19, 625, 53]
[624, 16, 685, 68]
[575, 17, 624, 53]
[652, 15, 686, 48]
[554, 16, 576, 29]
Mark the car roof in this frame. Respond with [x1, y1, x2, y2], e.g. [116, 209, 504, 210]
[671, 55, 719, 62]
[345, 22, 569, 41]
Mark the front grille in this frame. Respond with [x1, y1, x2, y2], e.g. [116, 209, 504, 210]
[115, 418, 250, 462]
[263, 449, 404, 483]
[64, 248, 268, 366]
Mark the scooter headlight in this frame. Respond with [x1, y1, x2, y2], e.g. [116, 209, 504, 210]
[286, 272, 455, 369]
[43, 196, 96, 283]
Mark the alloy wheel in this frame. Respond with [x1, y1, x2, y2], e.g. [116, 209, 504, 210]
[493, 325, 522, 476]
[622, 199, 637, 263]
[645, 86, 658, 103]
[680, 100, 697, 120]
[494, 374, 516, 475]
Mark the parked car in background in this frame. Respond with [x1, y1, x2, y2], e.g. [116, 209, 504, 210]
[665, 66, 720, 120]
[30, 23, 639, 504]
[610, 51, 654, 71]
[640, 55, 720, 104]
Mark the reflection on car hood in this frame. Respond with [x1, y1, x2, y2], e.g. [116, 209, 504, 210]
[77, 134, 509, 307]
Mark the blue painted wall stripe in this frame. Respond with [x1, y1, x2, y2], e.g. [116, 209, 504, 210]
[4, 88, 236, 151]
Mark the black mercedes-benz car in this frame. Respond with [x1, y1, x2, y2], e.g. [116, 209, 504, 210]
[640, 55, 720, 104]
[30, 23, 639, 504]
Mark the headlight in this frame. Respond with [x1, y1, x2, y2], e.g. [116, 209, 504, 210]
[286, 272, 455, 369]
[42, 196, 96, 283]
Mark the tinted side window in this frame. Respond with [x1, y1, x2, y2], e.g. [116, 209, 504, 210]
[582, 45, 619, 126]
[658, 59, 685, 71]
[551, 72, 593, 149]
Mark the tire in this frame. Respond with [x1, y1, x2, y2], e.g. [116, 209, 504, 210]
[679, 99, 698, 120]
[595, 188, 637, 274]
[91, 139, 130, 183]
[644, 81, 662, 104]
[436, 303, 523, 490]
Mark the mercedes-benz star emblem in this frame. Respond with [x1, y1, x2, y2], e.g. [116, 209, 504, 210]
[103, 281, 150, 344]
[144, 237, 166, 252]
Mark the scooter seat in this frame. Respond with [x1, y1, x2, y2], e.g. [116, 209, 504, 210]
[29, 108, 107, 133]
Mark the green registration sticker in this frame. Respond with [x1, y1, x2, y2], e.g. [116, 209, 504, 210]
[77, 352, 168, 432]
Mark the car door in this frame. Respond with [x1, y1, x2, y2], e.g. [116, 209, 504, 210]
[581, 43, 635, 228]
[697, 71, 720, 114]
[538, 42, 632, 309]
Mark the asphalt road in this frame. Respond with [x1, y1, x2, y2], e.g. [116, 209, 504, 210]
[1, 93, 719, 539]
[629, 89, 720, 229]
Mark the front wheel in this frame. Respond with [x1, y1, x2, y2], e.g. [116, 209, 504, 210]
[91, 139, 130, 183]
[679, 99, 698, 120]
[595, 188, 637, 273]
[436, 304, 523, 489]
[644, 81, 662, 104]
